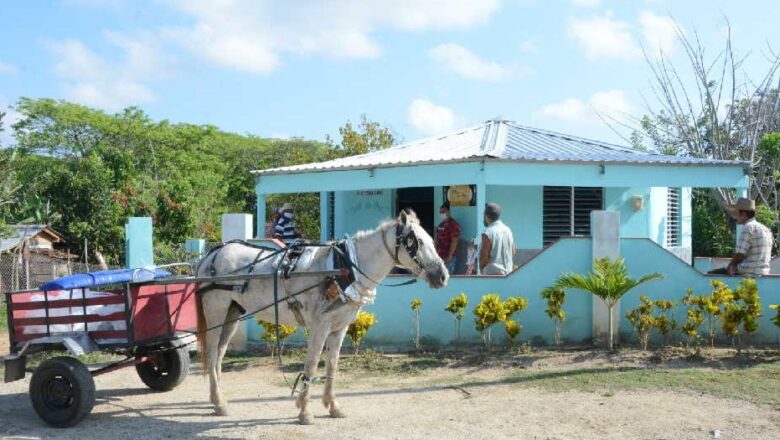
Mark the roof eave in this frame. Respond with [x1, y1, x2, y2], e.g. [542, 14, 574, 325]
[253, 157, 750, 177]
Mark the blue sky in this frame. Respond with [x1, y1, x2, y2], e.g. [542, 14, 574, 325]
[1, 0, 778, 147]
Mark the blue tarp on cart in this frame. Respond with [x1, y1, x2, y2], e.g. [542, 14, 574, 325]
[40, 268, 172, 291]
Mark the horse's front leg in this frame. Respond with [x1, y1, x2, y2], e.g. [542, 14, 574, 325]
[296, 327, 328, 425]
[322, 327, 348, 418]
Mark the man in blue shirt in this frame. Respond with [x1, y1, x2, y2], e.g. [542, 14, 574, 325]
[273, 203, 299, 244]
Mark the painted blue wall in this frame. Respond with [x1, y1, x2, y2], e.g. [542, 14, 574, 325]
[125, 217, 154, 269]
[333, 189, 393, 237]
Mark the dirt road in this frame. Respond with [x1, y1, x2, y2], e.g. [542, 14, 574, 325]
[1, 353, 779, 440]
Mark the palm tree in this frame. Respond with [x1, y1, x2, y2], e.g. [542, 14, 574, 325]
[555, 257, 662, 350]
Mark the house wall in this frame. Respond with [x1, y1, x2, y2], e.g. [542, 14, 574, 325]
[330, 185, 691, 257]
[247, 237, 780, 347]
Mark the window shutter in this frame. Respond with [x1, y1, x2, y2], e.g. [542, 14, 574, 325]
[327, 192, 335, 240]
[666, 188, 680, 247]
[543, 186, 604, 246]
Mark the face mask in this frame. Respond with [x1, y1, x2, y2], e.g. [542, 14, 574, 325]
[284, 212, 294, 219]
[439, 214, 448, 221]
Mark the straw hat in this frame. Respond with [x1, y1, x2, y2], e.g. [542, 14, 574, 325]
[726, 197, 756, 214]
[280, 203, 294, 212]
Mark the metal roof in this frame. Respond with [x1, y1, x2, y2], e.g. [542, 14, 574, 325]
[253, 119, 748, 176]
[0, 225, 60, 253]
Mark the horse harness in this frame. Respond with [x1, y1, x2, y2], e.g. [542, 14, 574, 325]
[196, 222, 423, 324]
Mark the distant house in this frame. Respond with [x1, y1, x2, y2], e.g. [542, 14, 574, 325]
[0, 225, 74, 291]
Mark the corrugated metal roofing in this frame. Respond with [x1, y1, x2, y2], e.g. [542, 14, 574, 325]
[0, 225, 48, 253]
[253, 119, 748, 175]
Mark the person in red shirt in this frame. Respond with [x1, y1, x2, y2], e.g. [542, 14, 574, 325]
[435, 202, 461, 274]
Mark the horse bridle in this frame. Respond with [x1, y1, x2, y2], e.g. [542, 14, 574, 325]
[381, 222, 427, 271]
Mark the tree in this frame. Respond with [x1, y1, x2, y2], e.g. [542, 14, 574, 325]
[328, 114, 396, 157]
[628, 20, 780, 212]
[555, 258, 663, 350]
[445, 292, 469, 343]
[540, 286, 566, 346]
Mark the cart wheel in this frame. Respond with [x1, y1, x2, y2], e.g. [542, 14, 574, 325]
[135, 346, 190, 391]
[29, 356, 95, 428]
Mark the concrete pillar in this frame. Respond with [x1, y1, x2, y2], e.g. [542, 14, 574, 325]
[222, 213, 254, 243]
[220, 213, 254, 352]
[590, 210, 621, 345]
[735, 183, 749, 247]
[184, 239, 205, 259]
[256, 193, 267, 239]
[125, 217, 154, 269]
[320, 191, 329, 241]
[475, 180, 486, 274]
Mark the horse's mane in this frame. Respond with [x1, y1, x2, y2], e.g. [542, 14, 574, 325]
[352, 210, 420, 240]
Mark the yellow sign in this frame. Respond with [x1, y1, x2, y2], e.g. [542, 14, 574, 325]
[446, 185, 474, 206]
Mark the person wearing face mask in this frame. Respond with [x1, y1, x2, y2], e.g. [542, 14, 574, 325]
[435, 202, 461, 274]
[479, 202, 515, 275]
[274, 203, 299, 244]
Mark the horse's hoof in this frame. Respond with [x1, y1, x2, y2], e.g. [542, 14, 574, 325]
[329, 407, 347, 418]
[298, 413, 314, 425]
[215, 405, 229, 416]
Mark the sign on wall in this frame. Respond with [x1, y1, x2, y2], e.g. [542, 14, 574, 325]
[444, 185, 476, 206]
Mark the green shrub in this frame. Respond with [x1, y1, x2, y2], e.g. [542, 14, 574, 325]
[347, 311, 377, 354]
[445, 292, 468, 343]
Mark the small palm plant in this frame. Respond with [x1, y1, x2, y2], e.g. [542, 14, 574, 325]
[770, 304, 780, 329]
[445, 293, 469, 343]
[555, 257, 662, 350]
[410, 298, 422, 350]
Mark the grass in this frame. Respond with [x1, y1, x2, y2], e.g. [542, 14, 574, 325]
[0, 302, 7, 332]
[457, 362, 780, 407]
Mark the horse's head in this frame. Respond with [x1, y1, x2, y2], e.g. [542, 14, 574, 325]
[393, 209, 449, 289]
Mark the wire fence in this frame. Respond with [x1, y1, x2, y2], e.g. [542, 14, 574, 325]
[0, 241, 219, 292]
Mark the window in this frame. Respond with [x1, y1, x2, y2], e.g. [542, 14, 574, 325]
[543, 186, 604, 246]
[666, 187, 680, 247]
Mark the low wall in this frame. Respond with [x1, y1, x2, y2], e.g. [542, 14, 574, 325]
[247, 238, 780, 348]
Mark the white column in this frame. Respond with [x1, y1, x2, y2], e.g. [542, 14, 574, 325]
[591, 210, 621, 346]
[256, 193, 266, 239]
[220, 213, 254, 352]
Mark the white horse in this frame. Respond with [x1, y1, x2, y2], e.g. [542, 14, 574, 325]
[194, 210, 448, 424]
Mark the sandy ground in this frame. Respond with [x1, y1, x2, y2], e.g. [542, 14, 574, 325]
[1, 352, 779, 440]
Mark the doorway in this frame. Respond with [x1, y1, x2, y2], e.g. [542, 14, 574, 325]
[395, 187, 434, 236]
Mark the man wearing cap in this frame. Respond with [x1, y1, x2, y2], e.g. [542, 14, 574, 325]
[479, 202, 515, 275]
[709, 198, 773, 276]
[273, 203, 299, 244]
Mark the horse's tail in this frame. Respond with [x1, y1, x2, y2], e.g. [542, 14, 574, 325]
[195, 291, 207, 374]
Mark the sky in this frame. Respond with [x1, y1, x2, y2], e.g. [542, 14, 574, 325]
[1, 0, 779, 147]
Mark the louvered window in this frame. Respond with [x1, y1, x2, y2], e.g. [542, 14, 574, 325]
[666, 188, 680, 247]
[543, 186, 604, 246]
[327, 192, 335, 240]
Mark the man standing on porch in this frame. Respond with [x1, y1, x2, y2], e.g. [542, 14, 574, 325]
[709, 197, 773, 276]
[273, 203, 299, 244]
[436, 202, 460, 274]
[480, 203, 515, 275]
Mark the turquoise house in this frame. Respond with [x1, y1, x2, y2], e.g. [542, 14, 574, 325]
[252, 119, 780, 347]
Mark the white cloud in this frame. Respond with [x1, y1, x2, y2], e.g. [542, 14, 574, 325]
[639, 11, 678, 56]
[407, 98, 457, 136]
[163, 0, 501, 74]
[537, 90, 631, 123]
[567, 12, 640, 61]
[47, 33, 169, 110]
[0, 62, 17, 75]
[429, 43, 510, 81]
[570, 0, 603, 7]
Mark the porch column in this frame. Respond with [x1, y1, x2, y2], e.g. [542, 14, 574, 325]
[735, 178, 749, 247]
[591, 210, 621, 346]
[320, 191, 329, 241]
[256, 192, 267, 239]
[475, 180, 486, 274]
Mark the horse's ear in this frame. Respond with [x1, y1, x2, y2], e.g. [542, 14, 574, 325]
[398, 209, 408, 225]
